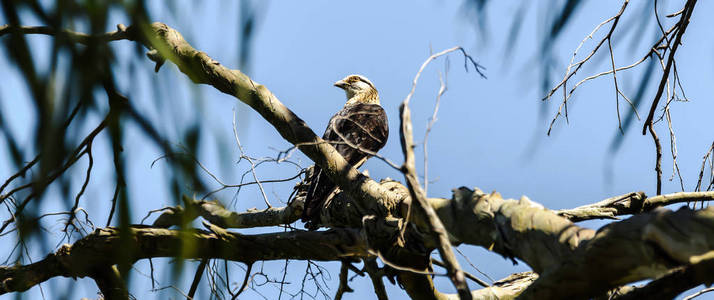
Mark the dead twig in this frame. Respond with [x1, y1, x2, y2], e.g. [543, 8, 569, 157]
[399, 46, 481, 300]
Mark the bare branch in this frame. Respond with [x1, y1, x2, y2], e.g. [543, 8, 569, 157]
[684, 287, 714, 300]
[695, 142, 714, 193]
[0, 226, 368, 295]
[92, 266, 128, 300]
[334, 261, 354, 300]
[643, 0, 697, 134]
[431, 258, 489, 288]
[557, 191, 714, 222]
[363, 258, 388, 300]
[0, 23, 134, 45]
[399, 48, 475, 299]
[231, 263, 252, 299]
[424, 68, 448, 196]
[233, 108, 272, 208]
[151, 195, 303, 229]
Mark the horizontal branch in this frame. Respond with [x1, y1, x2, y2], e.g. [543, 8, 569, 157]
[557, 191, 714, 222]
[0, 226, 367, 295]
[519, 206, 714, 299]
[0, 24, 134, 44]
[425, 187, 714, 299]
[151, 195, 303, 228]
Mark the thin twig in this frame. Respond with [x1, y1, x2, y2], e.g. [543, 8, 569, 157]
[642, 0, 697, 133]
[233, 108, 271, 208]
[231, 263, 253, 300]
[543, 0, 630, 101]
[684, 287, 714, 300]
[399, 47, 479, 300]
[431, 258, 489, 288]
[424, 67, 448, 196]
[648, 123, 663, 195]
[546, 0, 632, 135]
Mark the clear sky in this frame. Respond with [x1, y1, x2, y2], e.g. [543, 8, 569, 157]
[1, 0, 713, 299]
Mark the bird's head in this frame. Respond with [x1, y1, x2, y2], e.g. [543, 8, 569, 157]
[334, 74, 380, 105]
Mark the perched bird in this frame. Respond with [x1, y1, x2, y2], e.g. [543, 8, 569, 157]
[301, 74, 389, 229]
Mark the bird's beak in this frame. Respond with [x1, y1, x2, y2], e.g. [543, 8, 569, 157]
[334, 80, 348, 89]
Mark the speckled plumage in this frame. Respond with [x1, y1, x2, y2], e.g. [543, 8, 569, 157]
[301, 75, 389, 229]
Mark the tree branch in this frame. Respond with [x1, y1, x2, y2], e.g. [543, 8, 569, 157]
[6, 22, 714, 299]
[642, 0, 697, 134]
[0, 23, 135, 44]
[399, 47, 475, 300]
[91, 266, 128, 300]
[519, 207, 714, 299]
[0, 22, 405, 225]
[363, 258, 388, 300]
[136, 22, 403, 220]
[151, 195, 303, 228]
[611, 258, 714, 300]
[0, 226, 367, 295]
[334, 261, 354, 300]
[557, 191, 714, 222]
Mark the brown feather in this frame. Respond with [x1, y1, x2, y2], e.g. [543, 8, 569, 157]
[302, 102, 389, 228]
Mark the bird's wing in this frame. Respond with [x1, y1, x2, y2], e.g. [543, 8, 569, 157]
[323, 103, 389, 166]
[302, 103, 389, 228]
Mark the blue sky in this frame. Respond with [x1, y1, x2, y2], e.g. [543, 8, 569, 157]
[1, 0, 713, 299]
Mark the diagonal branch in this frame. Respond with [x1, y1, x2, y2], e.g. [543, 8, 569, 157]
[642, 0, 697, 134]
[0, 22, 405, 225]
[399, 48, 478, 299]
[136, 22, 404, 220]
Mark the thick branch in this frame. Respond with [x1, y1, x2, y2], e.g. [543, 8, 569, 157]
[334, 261, 354, 300]
[425, 188, 714, 299]
[397, 271, 448, 300]
[0, 226, 367, 295]
[363, 258, 388, 300]
[519, 207, 714, 299]
[92, 266, 128, 300]
[427, 188, 594, 273]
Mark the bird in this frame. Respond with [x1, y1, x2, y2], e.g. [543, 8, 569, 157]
[301, 74, 389, 229]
